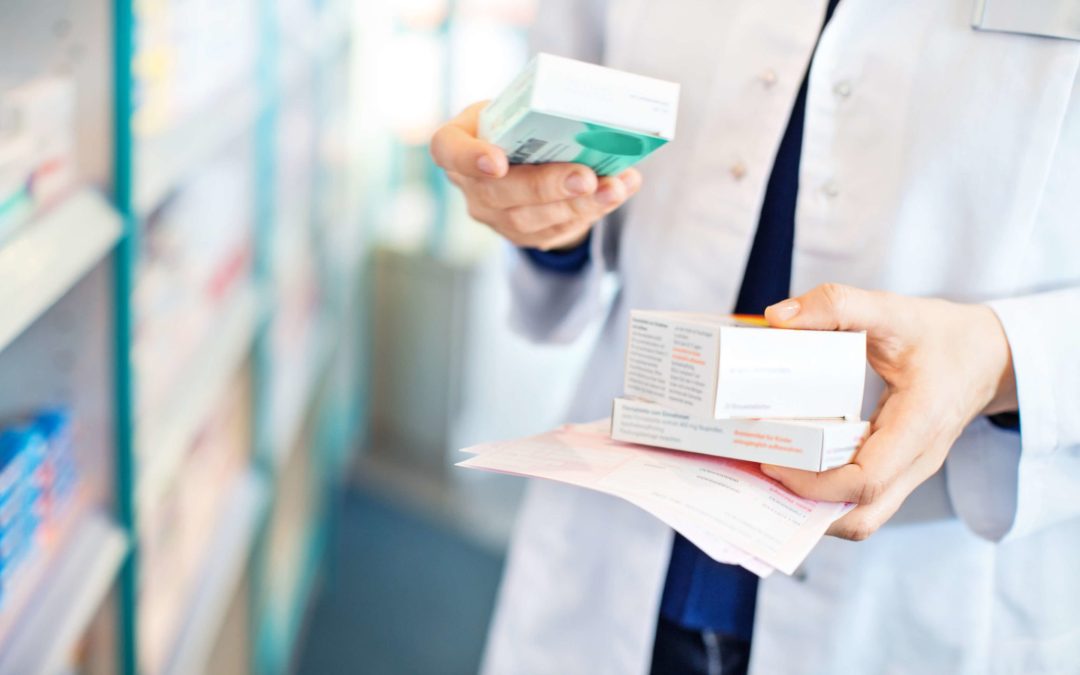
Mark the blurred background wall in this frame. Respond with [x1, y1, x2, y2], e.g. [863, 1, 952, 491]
[0, 0, 598, 673]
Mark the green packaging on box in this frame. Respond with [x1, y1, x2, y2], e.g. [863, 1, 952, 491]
[479, 53, 679, 176]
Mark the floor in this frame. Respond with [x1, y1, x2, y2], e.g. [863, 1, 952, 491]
[295, 484, 506, 675]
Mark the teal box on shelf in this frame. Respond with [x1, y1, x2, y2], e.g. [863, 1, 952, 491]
[479, 53, 680, 176]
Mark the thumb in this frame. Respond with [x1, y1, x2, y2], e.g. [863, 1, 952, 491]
[764, 283, 890, 333]
[430, 100, 509, 179]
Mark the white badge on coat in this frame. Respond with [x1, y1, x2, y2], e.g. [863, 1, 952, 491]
[973, 0, 1080, 40]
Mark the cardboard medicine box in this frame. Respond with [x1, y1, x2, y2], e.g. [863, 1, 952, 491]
[624, 310, 866, 420]
[479, 53, 679, 176]
[611, 398, 868, 471]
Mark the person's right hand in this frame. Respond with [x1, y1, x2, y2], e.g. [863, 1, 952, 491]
[430, 101, 643, 251]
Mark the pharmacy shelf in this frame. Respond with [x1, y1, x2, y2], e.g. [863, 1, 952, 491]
[0, 513, 128, 675]
[136, 285, 263, 512]
[270, 319, 338, 472]
[0, 189, 122, 354]
[162, 469, 268, 675]
[134, 81, 262, 217]
[84, 1, 366, 671]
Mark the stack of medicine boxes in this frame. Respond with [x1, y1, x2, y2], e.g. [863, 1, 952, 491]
[611, 311, 870, 472]
[0, 409, 77, 612]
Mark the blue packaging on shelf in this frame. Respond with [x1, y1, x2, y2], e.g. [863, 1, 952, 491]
[0, 430, 26, 496]
[0, 485, 35, 531]
[0, 512, 38, 562]
[34, 408, 73, 458]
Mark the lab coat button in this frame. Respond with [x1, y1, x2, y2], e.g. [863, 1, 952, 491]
[760, 69, 778, 88]
[730, 162, 747, 180]
[834, 80, 853, 98]
[823, 181, 840, 197]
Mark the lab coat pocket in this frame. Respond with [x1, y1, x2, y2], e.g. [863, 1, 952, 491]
[973, 0, 1080, 42]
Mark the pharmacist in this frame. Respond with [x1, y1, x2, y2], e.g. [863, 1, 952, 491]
[431, 1, 1080, 673]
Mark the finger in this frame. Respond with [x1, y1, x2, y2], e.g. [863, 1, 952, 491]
[826, 495, 899, 541]
[469, 163, 598, 209]
[505, 220, 590, 250]
[532, 219, 596, 251]
[564, 170, 641, 218]
[596, 169, 641, 205]
[761, 392, 926, 504]
[464, 197, 566, 235]
[868, 386, 891, 425]
[764, 282, 896, 334]
[446, 171, 466, 188]
[501, 170, 642, 232]
[825, 446, 939, 540]
[463, 196, 585, 248]
[430, 101, 509, 179]
[502, 200, 582, 233]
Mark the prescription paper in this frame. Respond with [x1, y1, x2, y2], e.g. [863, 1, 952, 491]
[458, 422, 852, 576]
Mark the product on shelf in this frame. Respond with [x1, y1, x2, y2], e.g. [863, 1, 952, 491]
[0, 135, 34, 240]
[270, 91, 325, 431]
[34, 410, 80, 544]
[138, 375, 251, 673]
[134, 152, 253, 419]
[133, 0, 259, 135]
[0, 408, 81, 615]
[0, 77, 77, 241]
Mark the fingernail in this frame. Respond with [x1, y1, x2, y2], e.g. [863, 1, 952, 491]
[476, 155, 498, 176]
[768, 299, 801, 322]
[565, 172, 589, 195]
[596, 185, 621, 206]
[760, 464, 779, 478]
[620, 171, 641, 193]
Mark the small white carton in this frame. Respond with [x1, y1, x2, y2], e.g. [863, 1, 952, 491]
[610, 398, 868, 471]
[479, 53, 679, 176]
[624, 310, 866, 420]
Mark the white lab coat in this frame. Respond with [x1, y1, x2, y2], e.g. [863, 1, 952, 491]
[481, 1, 1080, 673]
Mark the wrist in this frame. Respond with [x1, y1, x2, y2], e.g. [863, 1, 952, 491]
[523, 231, 592, 275]
[973, 304, 1018, 415]
[544, 229, 592, 253]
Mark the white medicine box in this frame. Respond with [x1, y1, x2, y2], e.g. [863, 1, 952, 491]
[624, 310, 866, 420]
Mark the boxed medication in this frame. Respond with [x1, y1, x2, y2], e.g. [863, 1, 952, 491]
[479, 53, 679, 176]
[610, 398, 868, 471]
[3, 77, 77, 207]
[624, 311, 866, 420]
[0, 127, 35, 240]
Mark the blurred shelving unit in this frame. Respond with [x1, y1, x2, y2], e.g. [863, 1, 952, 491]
[134, 284, 265, 512]
[133, 82, 263, 218]
[160, 470, 268, 675]
[0, 0, 366, 672]
[0, 0, 130, 673]
[0, 514, 128, 675]
[0, 190, 122, 353]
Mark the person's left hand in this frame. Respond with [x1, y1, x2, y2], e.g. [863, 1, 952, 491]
[761, 283, 1018, 541]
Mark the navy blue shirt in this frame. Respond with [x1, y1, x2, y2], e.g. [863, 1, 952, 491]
[523, 0, 841, 641]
